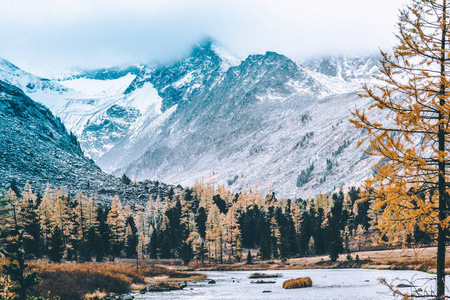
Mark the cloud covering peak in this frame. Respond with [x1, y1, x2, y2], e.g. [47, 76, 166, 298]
[0, 0, 407, 76]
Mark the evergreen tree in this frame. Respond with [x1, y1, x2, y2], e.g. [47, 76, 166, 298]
[312, 208, 326, 255]
[196, 241, 207, 264]
[8, 180, 21, 201]
[19, 184, 41, 258]
[246, 250, 253, 264]
[298, 211, 314, 255]
[96, 207, 109, 261]
[125, 217, 138, 258]
[327, 193, 344, 262]
[0, 230, 41, 300]
[195, 207, 207, 239]
[121, 174, 131, 185]
[149, 228, 158, 259]
[86, 226, 103, 262]
[48, 226, 64, 263]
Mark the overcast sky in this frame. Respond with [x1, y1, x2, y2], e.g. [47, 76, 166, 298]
[0, 0, 407, 77]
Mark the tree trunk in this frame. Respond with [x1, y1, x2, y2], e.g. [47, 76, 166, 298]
[437, 3, 447, 297]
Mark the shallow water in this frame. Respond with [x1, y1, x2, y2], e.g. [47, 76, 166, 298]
[132, 268, 443, 299]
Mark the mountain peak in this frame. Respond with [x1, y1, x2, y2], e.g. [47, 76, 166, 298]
[189, 38, 241, 72]
[190, 37, 216, 56]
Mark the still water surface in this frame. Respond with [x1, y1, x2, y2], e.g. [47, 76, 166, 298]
[132, 268, 442, 300]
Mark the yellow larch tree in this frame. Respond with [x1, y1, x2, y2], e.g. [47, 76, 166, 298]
[106, 195, 126, 258]
[38, 184, 55, 251]
[0, 189, 20, 234]
[224, 204, 242, 262]
[350, 0, 450, 297]
[52, 188, 72, 251]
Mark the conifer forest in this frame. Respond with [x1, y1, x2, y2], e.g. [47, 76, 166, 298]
[0, 181, 381, 265]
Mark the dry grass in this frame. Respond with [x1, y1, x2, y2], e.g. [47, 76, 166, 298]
[26, 260, 200, 300]
[249, 272, 282, 279]
[252, 279, 276, 284]
[83, 290, 108, 300]
[148, 281, 184, 290]
[282, 277, 312, 289]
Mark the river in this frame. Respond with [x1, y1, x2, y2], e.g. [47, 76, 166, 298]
[132, 268, 441, 299]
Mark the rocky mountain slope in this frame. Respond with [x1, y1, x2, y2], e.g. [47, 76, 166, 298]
[0, 80, 171, 205]
[101, 41, 381, 198]
[0, 40, 382, 198]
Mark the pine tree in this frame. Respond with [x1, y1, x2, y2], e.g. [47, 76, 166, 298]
[48, 226, 64, 263]
[96, 207, 109, 261]
[246, 250, 252, 265]
[18, 184, 41, 258]
[121, 174, 131, 185]
[350, 1, 450, 296]
[149, 227, 158, 259]
[0, 230, 41, 300]
[327, 193, 344, 262]
[125, 217, 138, 258]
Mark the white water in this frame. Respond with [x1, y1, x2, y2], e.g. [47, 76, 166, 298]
[131, 268, 442, 300]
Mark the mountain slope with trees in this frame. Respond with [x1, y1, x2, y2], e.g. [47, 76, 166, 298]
[0, 80, 171, 205]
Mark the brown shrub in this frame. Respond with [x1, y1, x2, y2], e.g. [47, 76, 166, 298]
[282, 277, 312, 289]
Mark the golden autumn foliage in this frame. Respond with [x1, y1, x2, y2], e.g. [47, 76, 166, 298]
[0, 257, 14, 300]
[350, 0, 450, 297]
[282, 277, 312, 289]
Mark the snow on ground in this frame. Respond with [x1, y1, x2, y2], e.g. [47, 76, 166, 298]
[59, 74, 136, 96]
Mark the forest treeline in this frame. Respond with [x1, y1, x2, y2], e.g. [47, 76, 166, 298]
[0, 180, 432, 264]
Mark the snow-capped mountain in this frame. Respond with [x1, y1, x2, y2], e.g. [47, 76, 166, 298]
[0, 40, 382, 198]
[111, 46, 381, 198]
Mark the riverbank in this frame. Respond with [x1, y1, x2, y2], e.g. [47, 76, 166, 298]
[23, 260, 205, 299]
[178, 247, 450, 274]
[4, 247, 446, 299]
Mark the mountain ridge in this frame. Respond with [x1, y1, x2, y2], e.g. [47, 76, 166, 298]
[0, 41, 382, 198]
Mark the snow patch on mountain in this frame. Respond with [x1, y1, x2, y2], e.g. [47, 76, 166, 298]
[59, 74, 136, 96]
[210, 42, 242, 72]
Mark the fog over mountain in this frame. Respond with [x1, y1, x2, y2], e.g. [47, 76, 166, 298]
[0, 0, 406, 77]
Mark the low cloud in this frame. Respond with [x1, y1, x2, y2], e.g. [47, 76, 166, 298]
[0, 0, 407, 76]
